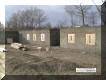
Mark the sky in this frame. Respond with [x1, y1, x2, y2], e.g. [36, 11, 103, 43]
[5, 5, 101, 26]
[5, 5, 71, 26]
[0, 0, 104, 26]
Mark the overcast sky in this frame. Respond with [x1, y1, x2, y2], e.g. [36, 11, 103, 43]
[5, 5, 101, 26]
[5, 5, 70, 26]
[0, 0, 103, 25]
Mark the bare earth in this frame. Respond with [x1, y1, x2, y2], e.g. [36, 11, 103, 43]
[5, 45, 101, 75]
[0, 45, 5, 79]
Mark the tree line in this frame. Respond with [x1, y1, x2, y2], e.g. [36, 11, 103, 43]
[0, 22, 4, 30]
[65, 5, 101, 27]
[6, 7, 47, 30]
[6, 5, 101, 30]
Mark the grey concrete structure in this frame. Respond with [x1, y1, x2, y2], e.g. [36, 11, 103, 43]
[19, 29, 50, 47]
[0, 31, 19, 44]
[60, 27, 101, 53]
[5, 31, 19, 44]
[4, 27, 101, 54]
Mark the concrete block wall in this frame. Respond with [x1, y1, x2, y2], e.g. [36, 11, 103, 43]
[60, 27, 101, 53]
[19, 29, 50, 47]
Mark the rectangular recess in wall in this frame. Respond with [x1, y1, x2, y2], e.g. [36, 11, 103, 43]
[86, 33, 96, 45]
[41, 33, 45, 41]
[26, 34, 30, 40]
[68, 34, 75, 43]
[33, 34, 36, 41]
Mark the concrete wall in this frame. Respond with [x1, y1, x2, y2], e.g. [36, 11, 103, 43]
[5, 31, 19, 44]
[60, 27, 101, 53]
[15, 27, 101, 53]
[0, 31, 19, 44]
[19, 29, 50, 47]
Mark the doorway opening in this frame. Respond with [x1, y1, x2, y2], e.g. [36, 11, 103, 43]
[50, 28, 60, 46]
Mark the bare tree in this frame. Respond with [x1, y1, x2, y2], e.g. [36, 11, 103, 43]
[6, 13, 21, 29]
[44, 22, 52, 28]
[64, 6, 75, 26]
[0, 22, 4, 30]
[0, 22, 1, 30]
[88, 11, 98, 26]
[92, 0, 101, 14]
[6, 7, 47, 29]
[74, 5, 91, 26]
[91, 0, 106, 14]
[56, 17, 68, 28]
[37, 9, 47, 27]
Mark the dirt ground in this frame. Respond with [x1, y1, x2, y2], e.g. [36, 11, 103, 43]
[5, 45, 101, 75]
[0, 45, 5, 79]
